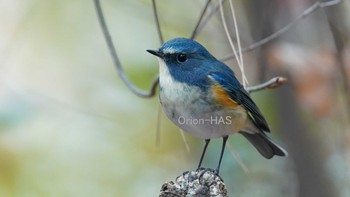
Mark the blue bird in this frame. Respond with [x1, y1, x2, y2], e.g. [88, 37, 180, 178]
[147, 38, 287, 173]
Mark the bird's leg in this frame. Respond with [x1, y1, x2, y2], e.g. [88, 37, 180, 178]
[197, 139, 210, 169]
[215, 135, 228, 174]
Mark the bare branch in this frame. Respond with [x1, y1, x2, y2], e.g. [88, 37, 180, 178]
[228, 0, 247, 87]
[219, 0, 247, 86]
[195, 0, 226, 36]
[221, 0, 343, 61]
[246, 77, 287, 93]
[190, 0, 212, 39]
[94, 0, 159, 98]
[151, 0, 164, 44]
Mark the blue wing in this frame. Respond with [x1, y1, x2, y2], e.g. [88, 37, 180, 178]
[208, 69, 270, 133]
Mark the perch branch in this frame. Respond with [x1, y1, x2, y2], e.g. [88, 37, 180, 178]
[221, 0, 343, 61]
[152, 0, 164, 44]
[94, 0, 159, 98]
[159, 168, 227, 197]
[246, 77, 287, 93]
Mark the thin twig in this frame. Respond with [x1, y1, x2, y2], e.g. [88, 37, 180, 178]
[152, 0, 164, 44]
[179, 129, 191, 152]
[226, 143, 249, 174]
[221, 0, 343, 61]
[151, 0, 165, 147]
[190, 0, 212, 39]
[246, 77, 287, 93]
[219, 0, 248, 86]
[94, 0, 159, 98]
[196, 0, 227, 37]
[228, 0, 247, 87]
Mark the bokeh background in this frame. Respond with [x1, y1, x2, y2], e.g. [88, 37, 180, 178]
[1, 0, 350, 196]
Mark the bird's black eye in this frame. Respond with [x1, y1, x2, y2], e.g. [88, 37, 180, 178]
[177, 54, 187, 63]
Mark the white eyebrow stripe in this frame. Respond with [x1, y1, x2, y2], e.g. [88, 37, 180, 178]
[162, 47, 179, 54]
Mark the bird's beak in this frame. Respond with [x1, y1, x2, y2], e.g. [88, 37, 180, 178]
[147, 49, 164, 58]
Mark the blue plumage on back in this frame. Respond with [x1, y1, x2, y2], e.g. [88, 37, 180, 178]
[209, 73, 270, 133]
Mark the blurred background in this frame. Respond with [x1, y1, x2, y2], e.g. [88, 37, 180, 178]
[1, 0, 350, 196]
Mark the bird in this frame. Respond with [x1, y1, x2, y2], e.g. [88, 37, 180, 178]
[147, 38, 287, 174]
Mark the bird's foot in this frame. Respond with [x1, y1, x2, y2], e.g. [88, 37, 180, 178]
[214, 168, 220, 175]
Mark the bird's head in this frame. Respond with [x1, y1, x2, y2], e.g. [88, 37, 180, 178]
[147, 38, 220, 88]
[147, 38, 216, 70]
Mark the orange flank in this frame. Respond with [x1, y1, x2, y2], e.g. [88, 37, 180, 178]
[212, 85, 239, 108]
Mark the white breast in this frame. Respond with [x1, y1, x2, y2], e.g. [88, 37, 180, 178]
[158, 58, 204, 108]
